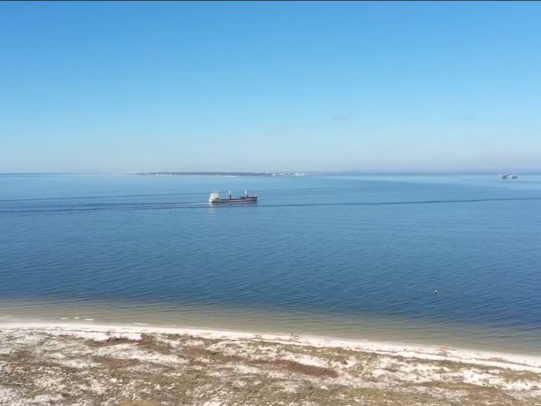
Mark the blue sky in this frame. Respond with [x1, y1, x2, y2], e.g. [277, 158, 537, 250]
[0, 1, 540, 173]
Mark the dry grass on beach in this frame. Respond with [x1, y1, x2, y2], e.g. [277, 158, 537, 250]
[1, 326, 541, 406]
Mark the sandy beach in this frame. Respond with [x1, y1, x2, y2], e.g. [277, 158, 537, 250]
[1, 322, 541, 405]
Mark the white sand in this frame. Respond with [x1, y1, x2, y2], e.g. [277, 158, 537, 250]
[2, 320, 541, 373]
[2, 321, 541, 405]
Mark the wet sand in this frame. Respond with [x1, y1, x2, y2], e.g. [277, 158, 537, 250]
[1, 322, 541, 405]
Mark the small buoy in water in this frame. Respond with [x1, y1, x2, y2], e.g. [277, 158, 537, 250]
[434, 290, 438, 295]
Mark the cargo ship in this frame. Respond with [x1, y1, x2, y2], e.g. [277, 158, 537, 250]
[208, 190, 258, 204]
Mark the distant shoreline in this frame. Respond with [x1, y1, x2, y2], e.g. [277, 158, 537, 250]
[132, 171, 314, 177]
[2, 171, 541, 176]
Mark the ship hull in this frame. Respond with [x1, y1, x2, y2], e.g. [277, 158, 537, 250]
[209, 197, 258, 204]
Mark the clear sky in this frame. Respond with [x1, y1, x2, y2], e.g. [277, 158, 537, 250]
[1, 1, 540, 173]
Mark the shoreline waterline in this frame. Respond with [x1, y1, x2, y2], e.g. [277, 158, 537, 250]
[2, 297, 541, 356]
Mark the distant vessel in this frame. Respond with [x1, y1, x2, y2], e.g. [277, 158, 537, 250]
[510, 174, 518, 179]
[499, 173, 509, 179]
[208, 190, 258, 204]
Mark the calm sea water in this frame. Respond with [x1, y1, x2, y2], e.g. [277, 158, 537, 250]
[1, 174, 541, 353]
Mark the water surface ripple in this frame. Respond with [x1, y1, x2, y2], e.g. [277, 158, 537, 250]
[1, 174, 540, 353]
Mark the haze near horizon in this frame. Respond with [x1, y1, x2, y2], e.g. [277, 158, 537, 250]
[0, 1, 540, 173]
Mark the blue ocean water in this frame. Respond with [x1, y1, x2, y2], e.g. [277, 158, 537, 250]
[1, 174, 540, 352]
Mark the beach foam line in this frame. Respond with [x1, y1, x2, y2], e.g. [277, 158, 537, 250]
[2, 321, 541, 373]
